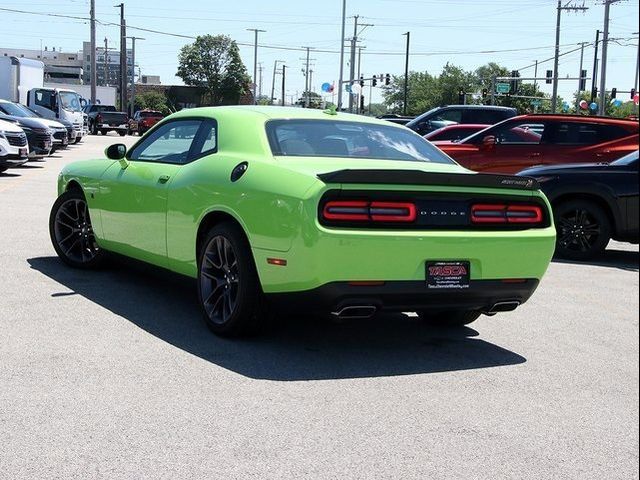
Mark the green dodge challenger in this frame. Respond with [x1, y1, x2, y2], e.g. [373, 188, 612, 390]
[50, 106, 555, 335]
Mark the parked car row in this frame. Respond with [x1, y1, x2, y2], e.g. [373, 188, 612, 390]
[390, 105, 639, 259]
[0, 98, 86, 173]
[83, 104, 165, 137]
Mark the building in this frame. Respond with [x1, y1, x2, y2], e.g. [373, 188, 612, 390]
[132, 83, 254, 112]
[0, 46, 83, 84]
[82, 41, 133, 88]
[141, 75, 161, 85]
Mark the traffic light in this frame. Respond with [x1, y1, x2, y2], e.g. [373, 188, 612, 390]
[385, 73, 391, 85]
[631, 88, 636, 99]
[359, 76, 365, 87]
[579, 70, 587, 91]
[458, 87, 465, 104]
[482, 88, 488, 99]
[611, 88, 617, 99]
[510, 70, 520, 94]
[372, 75, 377, 87]
[545, 70, 553, 84]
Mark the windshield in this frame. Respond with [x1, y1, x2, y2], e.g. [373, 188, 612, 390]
[59, 91, 82, 112]
[266, 120, 455, 164]
[15, 104, 41, 118]
[0, 102, 29, 117]
[611, 150, 639, 166]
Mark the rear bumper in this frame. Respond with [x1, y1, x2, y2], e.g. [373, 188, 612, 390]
[266, 279, 539, 315]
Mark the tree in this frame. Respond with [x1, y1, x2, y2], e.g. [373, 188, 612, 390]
[135, 90, 170, 114]
[296, 91, 324, 109]
[176, 35, 251, 105]
[367, 103, 388, 117]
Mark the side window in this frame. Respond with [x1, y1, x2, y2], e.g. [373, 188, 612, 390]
[191, 119, 218, 157]
[467, 110, 503, 125]
[546, 122, 627, 146]
[433, 109, 462, 123]
[494, 122, 545, 145]
[129, 120, 202, 164]
[34, 90, 54, 109]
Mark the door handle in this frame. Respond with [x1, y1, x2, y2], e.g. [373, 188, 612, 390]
[158, 174, 171, 184]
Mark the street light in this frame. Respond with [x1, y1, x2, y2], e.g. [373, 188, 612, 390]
[247, 29, 266, 105]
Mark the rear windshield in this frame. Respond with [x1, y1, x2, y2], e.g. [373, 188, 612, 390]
[266, 119, 455, 164]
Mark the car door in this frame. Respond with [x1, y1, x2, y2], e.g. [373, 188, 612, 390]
[97, 118, 204, 266]
[466, 120, 547, 173]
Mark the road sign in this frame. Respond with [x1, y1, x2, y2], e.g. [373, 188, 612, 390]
[530, 99, 542, 107]
[496, 83, 511, 94]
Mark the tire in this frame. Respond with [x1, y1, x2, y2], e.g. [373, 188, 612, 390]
[91, 122, 98, 135]
[0, 167, 8, 173]
[118, 130, 126, 136]
[197, 222, 265, 336]
[100, 130, 108, 136]
[554, 199, 611, 260]
[417, 310, 482, 327]
[49, 189, 105, 269]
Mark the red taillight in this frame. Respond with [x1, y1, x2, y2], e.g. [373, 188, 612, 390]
[471, 204, 543, 224]
[322, 201, 417, 223]
[96, 113, 103, 123]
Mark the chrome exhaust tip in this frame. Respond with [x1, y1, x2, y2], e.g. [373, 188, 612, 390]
[483, 301, 521, 316]
[331, 305, 378, 319]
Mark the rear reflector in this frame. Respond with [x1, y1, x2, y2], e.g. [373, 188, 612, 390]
[471, 204, 543, 225]
[323, 200, 416, 223]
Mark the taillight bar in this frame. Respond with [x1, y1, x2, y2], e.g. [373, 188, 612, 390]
[323, 201, 417, 223]
[471, 204, 543, 224]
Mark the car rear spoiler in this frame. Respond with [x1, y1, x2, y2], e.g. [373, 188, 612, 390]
[317, 169, 539, 191]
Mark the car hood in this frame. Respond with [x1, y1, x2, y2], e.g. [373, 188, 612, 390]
[519, 162, 611, 176]
[0, 119, 25, 133]
[274, 157, 468, 178]
[0, 115, 50, 130]
[36, 118, 67, 129]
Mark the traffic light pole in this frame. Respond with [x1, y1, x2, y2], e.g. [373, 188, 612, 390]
[577, 42, 586, 111]
[402, 32, 410, 116]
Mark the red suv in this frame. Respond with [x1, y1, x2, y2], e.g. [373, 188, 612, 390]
[433, 115, 639, 174]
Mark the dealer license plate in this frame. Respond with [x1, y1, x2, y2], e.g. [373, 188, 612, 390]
[426, 261, 470, 289]
[19, 147, 28, 158]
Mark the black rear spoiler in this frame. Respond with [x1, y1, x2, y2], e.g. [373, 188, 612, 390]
[317, 169, 539, 191]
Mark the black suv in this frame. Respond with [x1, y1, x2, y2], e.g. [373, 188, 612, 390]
[406, 105, 517, 136]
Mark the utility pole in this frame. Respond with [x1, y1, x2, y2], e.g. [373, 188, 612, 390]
[270, 60, 284, 105]
[591, 29, 600, 103]
[309, 69, 314, 100]
[89, 0, 96, 104]
[634, 31, 639, 93]
[403, 31, 410, 116]
[281, 65, 286, 107]
[357, 46, 365, 82]
[247, 28, 266, 105]
[337, 0, 347, 111]
[115, 3, 126, 112]
[126, 36, 144, 116]
[348, 15, 358, 113]
[303, 46, 313, 107]
[103, 37, 109, 87]
[577, 42, 586, 110]
[551, 0, 588, 113]
[533, 60, 538, 91]
[599, 0, 622, 115]
[258, 63, 264, 98]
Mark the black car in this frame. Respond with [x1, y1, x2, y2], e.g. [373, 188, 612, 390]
[0, 113, 52, 158]
[519, 150, 639, 260]
[406, 105, 518, 136]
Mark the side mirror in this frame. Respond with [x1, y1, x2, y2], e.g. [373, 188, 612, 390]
[480, 135, 496, 151]
[105, 143, 129, 169]
[79, 97, 87, 108]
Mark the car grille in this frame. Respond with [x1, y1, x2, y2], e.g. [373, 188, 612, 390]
[5, 132, 28, 147]
[27, 131, 52, 148]
[66, 126, 75, 140]
[53, 130, 67, 141]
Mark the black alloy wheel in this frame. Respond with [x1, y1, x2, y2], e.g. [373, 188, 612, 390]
[197, 222, 265, 336]
[554, 200, 611, 260]
[49, 190, 105, 268]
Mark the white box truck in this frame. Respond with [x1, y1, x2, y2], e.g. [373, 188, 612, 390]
[0, 56, 88, 142]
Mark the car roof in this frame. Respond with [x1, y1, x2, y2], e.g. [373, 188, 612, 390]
[169, 105, 399, 127]
[513, 114, 638, 125]
[437, 105, 516, 110]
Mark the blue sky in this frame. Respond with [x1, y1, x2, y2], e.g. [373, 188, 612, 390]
[1, 0, 638, 106]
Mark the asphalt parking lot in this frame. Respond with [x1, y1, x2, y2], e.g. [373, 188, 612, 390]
[1, 135, 638, 479]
